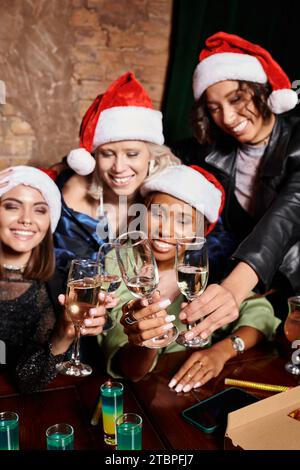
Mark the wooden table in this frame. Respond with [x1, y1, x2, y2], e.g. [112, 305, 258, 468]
[0, 338, 298, 451]
[129, 339, 299, 450]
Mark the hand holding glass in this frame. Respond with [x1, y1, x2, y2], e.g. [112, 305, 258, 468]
[115, 231, 178, 348]
[56, 259, 101, 376]
[176, 237, 209, 348]
[284, 296, 300, 375]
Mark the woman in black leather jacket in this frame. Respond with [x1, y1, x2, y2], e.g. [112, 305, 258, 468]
[172, 31, 300, 343]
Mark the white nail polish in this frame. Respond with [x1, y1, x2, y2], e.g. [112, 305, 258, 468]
[183, 384, 191, 392]
[168, 378, 177, 388]
[193, 382, 201, 389]
[159, 298, 171, 309]
[165, 314, 176, 323]
[161, 322, 174, 331]
[185, 332, 194, 340]
[175, 384, 183, 393]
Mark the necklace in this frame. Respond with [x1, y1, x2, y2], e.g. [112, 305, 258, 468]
[2, 263, 27, 272]
[250, 131, 272, 146]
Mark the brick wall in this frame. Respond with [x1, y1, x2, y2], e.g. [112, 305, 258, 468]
[0, 0, 173, 168]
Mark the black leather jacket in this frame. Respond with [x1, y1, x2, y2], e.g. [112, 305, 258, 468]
[174, 114, 300, 293]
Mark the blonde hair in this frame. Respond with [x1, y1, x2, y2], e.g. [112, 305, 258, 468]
[87, 142, 181, 201]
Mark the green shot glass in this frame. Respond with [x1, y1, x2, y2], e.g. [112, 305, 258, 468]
[46, 423, 74, 450]
[0, 412, 19, 450]
[116, 413, 142, 450]
[100, 381, 124, 445]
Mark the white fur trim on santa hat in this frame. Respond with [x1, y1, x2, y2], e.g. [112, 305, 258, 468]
[267, 88, 298, 114]
[140, 165, 222, 223]
[93, 106, 164, 149]
[193, 52, 267, 100]
[0, 166, 61, 232]
[67, 148, 96, 176]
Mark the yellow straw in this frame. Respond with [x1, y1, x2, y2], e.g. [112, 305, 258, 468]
[224, 378, 292, 393]
[90, 397, 102, 426]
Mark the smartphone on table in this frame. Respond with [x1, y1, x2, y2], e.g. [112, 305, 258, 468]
[181, 387, 259, 434]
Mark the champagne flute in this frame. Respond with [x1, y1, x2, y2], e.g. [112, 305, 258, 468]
[56, 259, 101, 376]
[175, 237, 210, 348]
[115, 230, 178, 348]
[98, 243, 122, 332]
[284, 296, 300, 375]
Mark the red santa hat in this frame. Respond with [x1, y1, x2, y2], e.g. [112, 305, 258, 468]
[67, 71, 164, 176]
[140, 164, 225, 234]
[193, 31, 298, 114]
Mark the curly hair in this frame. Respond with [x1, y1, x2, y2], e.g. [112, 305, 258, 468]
[88, 142, 181, 201]
[191, 81, 273, 145]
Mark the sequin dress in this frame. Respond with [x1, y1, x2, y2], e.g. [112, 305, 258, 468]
[0, 270, 67, 393]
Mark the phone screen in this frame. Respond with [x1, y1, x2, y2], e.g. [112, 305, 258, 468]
[182, 387, 259, 433]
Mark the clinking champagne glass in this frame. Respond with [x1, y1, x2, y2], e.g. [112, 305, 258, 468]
[56, 259, 101, 376]
[175, 237, 210, 348]
[98, 243, 122, 332]
[284, 296, 300, 375]
[115, 230, 178, 348]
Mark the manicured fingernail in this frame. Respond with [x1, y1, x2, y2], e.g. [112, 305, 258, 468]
[161, 322, 174, 331]
[81, 328, 86, 334]
[194, 382, 201, 389]
[159, 298, 171, 309]
[185, 332, 194, 340]
[89, 308, 97, 316]
[165, 314, 175, 323]
[168, 378, 177, 388]
[99, 292, 106, 301]
[84, 319, 92, 326]
[183, 384, 191, 393]
[175, 384, 183, 393]
[180, 312, 187, 320]
[201, 332, 208, 339]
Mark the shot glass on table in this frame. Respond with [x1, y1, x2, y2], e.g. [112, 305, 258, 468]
[100, 381, 124, 445]
[116, 413, 142, 450]
[0, 411, 19, 450]
[46, 423, 74, 450]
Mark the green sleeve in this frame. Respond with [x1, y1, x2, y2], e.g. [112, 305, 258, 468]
[101, 283, 187, 378]
[216, 292, 281, 341]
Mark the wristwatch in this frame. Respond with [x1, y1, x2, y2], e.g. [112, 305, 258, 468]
[230, 335, 245, 355]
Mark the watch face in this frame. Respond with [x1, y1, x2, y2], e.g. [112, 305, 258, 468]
[231, 336, 245, 353]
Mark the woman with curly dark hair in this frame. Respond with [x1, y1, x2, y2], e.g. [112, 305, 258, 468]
[173, 31, 300, 344]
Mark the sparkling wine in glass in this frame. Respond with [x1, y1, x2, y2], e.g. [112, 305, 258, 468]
[115, 230, 178, 348]
[176, 237, 209, 348]
[56, 259, 101, 376]
[98, 243, 122, 332]
[284, 296, 300, 375]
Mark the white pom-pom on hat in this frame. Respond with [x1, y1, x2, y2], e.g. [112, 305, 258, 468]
[67, 148, 96, 176]
[267, 89, 299, 114]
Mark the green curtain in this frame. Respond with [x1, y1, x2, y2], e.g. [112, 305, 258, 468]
[163, 0, 300, 144]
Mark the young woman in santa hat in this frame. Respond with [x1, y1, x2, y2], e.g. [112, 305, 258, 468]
[100, 164, 280, 383]
[0, 166, 112, 392]
[173, 31, 300, 343]
[53, 72, 180, 272]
